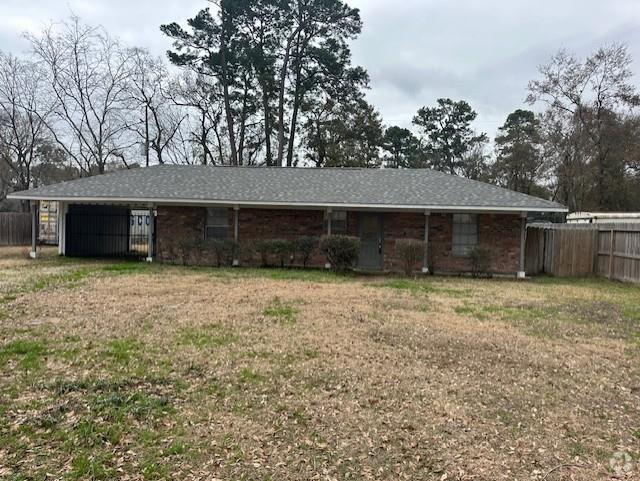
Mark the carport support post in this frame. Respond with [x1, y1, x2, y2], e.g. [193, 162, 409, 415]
[30, 201, 38, 259]
[325, 208, 332, 269]
[146, 205, 155, 262]
[422, 211, 430, 274]
[233, 206, 240, 266]
[57, 202, 67, 256]
[517, 212, 527, 279]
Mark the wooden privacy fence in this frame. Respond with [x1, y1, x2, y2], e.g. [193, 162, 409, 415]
[0, 212, 31, 246]
[596, 226, 640, 283]
[526, 223, 640, 283]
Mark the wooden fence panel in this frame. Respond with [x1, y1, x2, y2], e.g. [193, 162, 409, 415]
[552, 229, 597, 277]
[525, 228, 545, 275]
[544, 229, 555, 274]
[596, 227, 640, 283]
[0, 213, 31, 246]
[529, 223, 640, 283]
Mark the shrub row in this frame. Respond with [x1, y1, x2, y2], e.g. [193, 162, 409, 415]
[165, 235, 361, 271]
[393, 239, 493, 277]
[166, 235, 492, 276]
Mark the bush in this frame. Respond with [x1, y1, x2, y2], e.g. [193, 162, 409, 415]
[237, 240, 256, 265]
[177, 238, 201, 265]
[293, 236, 319, 268]
[253, 240, 272, 267]
[253, 239, 294, 268]
[395, 239, 425, 276]
[319, 235, 360, 272]
[469, 246, 492, 278]
[270, 239, 294, 268]
[203, 239, 237, 267]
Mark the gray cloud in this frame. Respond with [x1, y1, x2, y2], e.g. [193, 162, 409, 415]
[1, 0, 639, 137]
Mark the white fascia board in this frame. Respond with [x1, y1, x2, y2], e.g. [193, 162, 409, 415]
[5, 194, 569, 213]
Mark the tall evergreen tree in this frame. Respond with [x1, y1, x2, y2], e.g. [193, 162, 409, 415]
[493, 109, 547, 194]
[412, 99, 488, 176]
[381, 126, 423, 168]
[161, 0, 365, 167]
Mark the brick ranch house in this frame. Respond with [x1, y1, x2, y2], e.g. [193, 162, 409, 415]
[8, 165, 566, 276]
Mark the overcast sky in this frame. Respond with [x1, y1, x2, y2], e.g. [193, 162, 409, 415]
[1, 0, 639, 138]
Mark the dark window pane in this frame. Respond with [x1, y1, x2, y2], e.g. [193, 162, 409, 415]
[206, 208, 229, 239]
[324, 210, 347, 234]
[452, 214, 478, 257]
[206, 226, 228, 239]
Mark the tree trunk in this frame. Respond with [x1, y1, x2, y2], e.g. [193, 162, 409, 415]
[276, 27, 302, 166]
[261, 80, 273, 166]
[144, 104, 150, 167]
[237, 78, 250, 166]
[219, 8, 238, 166]
[286, 35, 308, 167]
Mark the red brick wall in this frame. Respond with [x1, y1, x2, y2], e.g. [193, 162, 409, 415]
[156, 206, 207, 263]
[381, 212, 426, 271]
[155, 206, 522, 274]
[428, 213, 521, 274]
[238, 209, 325, 240]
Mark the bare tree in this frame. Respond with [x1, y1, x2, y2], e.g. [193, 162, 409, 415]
[28, 17, 136, 175]
[128, 48, 187, 166]
[167, 72, 226, 165]
[0, 52, 52, 209]
[527, 44, 640, 209]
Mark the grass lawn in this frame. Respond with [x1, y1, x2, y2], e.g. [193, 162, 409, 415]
[0, 246, 639, 480]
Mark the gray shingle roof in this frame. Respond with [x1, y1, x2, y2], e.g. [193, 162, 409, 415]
[8, 165, 566, 212]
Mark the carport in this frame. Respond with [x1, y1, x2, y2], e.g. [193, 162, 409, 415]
[31, 201, 155, 261]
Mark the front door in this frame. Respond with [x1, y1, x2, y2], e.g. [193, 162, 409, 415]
[358, 213, 383, 270]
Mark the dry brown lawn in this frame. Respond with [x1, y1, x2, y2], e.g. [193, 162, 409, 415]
[0, 247, 639, 480]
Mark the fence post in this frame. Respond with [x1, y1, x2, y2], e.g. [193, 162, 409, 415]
[608, 229, 615, 280]
[592, 230, 598, 275]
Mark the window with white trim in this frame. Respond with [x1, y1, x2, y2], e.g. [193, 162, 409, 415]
[324, 210, 347, 235]
[452, 214, 478, 256]
[206, 208, 229, 239]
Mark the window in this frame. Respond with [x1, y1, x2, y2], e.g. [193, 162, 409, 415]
[324, 210, 347, 235]
[206, 208, 229, 239]
[452, 214, 478, 256]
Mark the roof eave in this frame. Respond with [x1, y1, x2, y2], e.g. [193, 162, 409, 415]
[6, 193, 569, 213]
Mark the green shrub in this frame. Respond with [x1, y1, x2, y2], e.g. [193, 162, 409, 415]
[253, 240, 272, 267]
[203, 239, 237, 267]
[237, 240, 256, 265]
[294, 236, 319, 268]
[253, 239, 294, 268]
[319, 235, 360, 272]
[469, 246, 492, 278]
[395, 239, 425, 276]
[177, 238, 201, 265]
[270, 239, 294, 268]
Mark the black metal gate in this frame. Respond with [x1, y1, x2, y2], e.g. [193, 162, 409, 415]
[66, 205, 153, 258]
